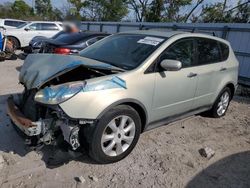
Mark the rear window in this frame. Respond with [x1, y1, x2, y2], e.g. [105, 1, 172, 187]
[196, 38, 221, 65]
[54, 33, 88, 44]
[219, 42, 229, 61]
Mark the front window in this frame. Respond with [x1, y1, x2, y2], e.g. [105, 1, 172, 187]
[79, 34, 167, 70]
[160, 39, 195, 68]
[17, 22, 29, 29]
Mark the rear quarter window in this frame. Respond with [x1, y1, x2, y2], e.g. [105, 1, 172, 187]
[4, 20, 15, 27]
[219, 42, 229, 61]
[4, 20, 25, 27]
[196, 38, 221, 65]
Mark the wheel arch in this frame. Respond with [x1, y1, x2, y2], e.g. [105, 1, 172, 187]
[225, 82, 235, 100]
[96, 99, 148, 133]
[6, 35, 21, 48]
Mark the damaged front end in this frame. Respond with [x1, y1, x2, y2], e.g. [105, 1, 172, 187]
[7, 54, 124, 151]
[7, 88, 89, 151]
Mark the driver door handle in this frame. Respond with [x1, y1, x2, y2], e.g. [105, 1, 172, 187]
[187, 72, 197, 78]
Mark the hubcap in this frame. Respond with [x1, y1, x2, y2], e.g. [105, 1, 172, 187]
[101, 115, 136, 157]
[217, 91, 230, 116]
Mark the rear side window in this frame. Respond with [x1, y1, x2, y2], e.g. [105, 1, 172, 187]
[4, 20, 25, 27]
[41, 23, 58, 30]
[196, 38, 221, 65]
[4, 20, 14, 26]
[219, 42, 229, 61]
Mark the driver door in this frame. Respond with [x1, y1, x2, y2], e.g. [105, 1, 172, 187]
[22, 23, 40, 46]
[151, 38, 198, 122]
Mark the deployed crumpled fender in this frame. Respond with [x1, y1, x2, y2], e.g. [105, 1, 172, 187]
[19, 54, 123, 89]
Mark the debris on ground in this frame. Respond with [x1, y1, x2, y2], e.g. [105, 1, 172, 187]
[88, 175, 98, 182]
[199, 147, 215, 159]
[75, 176, 86, 183]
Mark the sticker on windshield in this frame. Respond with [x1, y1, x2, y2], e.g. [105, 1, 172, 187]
[137, 37, 164, 46]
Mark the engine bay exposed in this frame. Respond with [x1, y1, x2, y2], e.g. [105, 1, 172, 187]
[39, 66, 116, 88]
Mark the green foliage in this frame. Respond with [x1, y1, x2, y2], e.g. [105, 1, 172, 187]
[11, 0, 34, 19]
[146, 0, 164, 22]
[0, 0, 249, 23]
[199, 2, 230, 22]
[232, 0, 250, 23]
[84, 0, 128, 21]
[67, 0, 86, 20]
[35, 0, 53, 20]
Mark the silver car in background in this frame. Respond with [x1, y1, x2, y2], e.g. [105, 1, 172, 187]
[7, 30, 238, 163]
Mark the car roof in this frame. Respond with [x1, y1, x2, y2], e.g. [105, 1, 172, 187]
[28, 21, 62, 24]
[120, 30, 185, 38]
[0, 18, 25, 21]
[119, 30, 229, 44]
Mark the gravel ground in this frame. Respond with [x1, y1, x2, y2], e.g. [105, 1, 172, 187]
[0, 59, 249, 188]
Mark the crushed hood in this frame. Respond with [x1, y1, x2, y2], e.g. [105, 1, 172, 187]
[20, 54, 122, 90]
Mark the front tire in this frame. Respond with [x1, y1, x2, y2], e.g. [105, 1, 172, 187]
[8, 37, 20, 50]
[210, 87, 231, 118]
[88, 105, 141, 164]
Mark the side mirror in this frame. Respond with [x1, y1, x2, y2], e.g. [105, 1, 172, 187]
[24, 28, 30, 31]
[160, 59, 182, 71]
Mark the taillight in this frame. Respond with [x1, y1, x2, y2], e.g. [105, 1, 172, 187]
[54, 48, 71, 55]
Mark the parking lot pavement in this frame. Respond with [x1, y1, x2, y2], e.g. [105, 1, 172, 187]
[0, 59, 249, 188]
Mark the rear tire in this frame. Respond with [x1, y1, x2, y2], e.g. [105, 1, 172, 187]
[88, 105, 141, 164]
[209, 87, 231, 118]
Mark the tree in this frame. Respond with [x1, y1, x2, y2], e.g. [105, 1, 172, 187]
[67, 0, 86, 20]
[0, 2, 13, 19]
[35, 0, 53, 20]
[162, 0, 192, 22]
[50, 8, 63, 21]
[184, 0, 204, 22]
[11, 0, 34, 20]
[146, 0, 164, 22]
[84, 0, 128, 21]
[127, 0, 150, 22]
[230, 0, 250, 23]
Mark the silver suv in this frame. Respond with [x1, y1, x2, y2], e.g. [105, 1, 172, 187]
[7, 30, 239, 163]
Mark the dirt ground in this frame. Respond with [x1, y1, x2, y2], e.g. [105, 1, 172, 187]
[0, 58, 249, 188]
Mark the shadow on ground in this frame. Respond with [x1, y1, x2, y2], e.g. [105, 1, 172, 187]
[186, 151, 250, 188]
[0, 93, 96, 169]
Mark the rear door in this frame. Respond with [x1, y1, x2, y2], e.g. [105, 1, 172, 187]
[192, 37, 227, 108]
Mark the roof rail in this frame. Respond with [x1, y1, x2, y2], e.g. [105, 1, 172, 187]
[191, 28, 216, 36]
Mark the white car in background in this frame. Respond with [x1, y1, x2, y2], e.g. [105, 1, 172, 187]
[0, 19, 26, 29]
[5, 21, 63, 49]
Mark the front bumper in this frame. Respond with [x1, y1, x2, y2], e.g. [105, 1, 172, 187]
[6, 97, 42, 136]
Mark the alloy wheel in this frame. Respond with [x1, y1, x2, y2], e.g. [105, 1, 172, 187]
[101, 115, 136, 157]
[217, 91, 230, 116]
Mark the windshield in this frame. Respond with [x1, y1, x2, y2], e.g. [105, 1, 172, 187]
[79, 34, 167, 70]
[17, 22, 29, 29]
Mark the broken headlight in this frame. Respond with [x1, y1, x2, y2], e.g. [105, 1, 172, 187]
[34, 82, 85, 105]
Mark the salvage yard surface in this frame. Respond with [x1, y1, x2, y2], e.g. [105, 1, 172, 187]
[0, 58, 249, 188]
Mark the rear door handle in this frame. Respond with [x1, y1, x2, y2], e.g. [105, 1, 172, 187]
[220, 67, 227, 71]
[187, 72, 197, 78]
